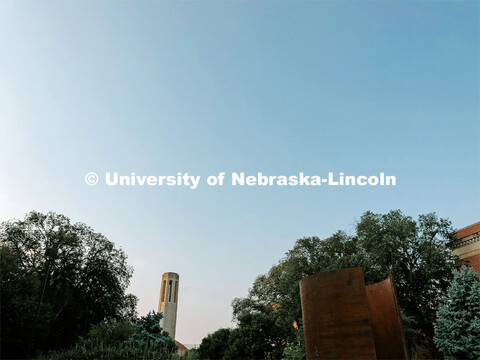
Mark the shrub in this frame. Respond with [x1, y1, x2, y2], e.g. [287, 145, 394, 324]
[36, 312, 177, 360]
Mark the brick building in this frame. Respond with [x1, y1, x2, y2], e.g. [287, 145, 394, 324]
[451, 222, 480, 272]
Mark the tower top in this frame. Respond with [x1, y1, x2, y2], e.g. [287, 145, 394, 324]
[162, 272, 179, 277]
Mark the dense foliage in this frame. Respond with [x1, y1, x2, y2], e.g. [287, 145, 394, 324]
[0, 211, 137, 359]
[131, 311, 177, 349]
[198, 312, 292, 360]
[223, 210, 459, 358]
[434, 266, 480, 359]
[198, 328, 232, 359]
[36, 312, 178, 360]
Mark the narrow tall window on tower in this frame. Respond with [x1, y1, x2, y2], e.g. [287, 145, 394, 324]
[161, 280, 166, 302]
[174, 281, 178, 303]
[168, 280, 173, 302]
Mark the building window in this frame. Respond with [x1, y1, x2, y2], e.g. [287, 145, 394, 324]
[168, 280, 173, 302]
[161, 280, 166, 302]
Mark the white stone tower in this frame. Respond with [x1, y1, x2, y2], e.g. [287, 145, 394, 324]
[158, 272, 179, 339]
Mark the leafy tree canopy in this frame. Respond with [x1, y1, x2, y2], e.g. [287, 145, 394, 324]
[198, 328, 233, 360]
[0, 211, 137, 358]
[198, 312, 289, 360]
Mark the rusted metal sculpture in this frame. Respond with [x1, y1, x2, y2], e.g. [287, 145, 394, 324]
[300, 267, 408, 360]
[366, 271, 409, 360]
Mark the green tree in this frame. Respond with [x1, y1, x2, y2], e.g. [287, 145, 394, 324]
[130, 311, 177, 351]
[434, 266, 480, 359]
[197, 312, 289, 360]
[0, 211, 136, 358]
[182, 348, 201, 360]
[0, 245, 49, 358]
[224, 312, 286, 360]
[198, 328, 233, 359]
[232, 210, 458, 355]
[356, 211, 457, 352]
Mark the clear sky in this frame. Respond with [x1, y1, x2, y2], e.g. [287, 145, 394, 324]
[0, 1, 478, 345]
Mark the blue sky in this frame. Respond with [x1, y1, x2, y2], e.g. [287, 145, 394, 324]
[1, 1, 478, 344]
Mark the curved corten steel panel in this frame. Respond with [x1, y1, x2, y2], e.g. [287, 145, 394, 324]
[300, 267, 377, 360]
[366, 271, 409, 360]
[300, 268, 408, 360]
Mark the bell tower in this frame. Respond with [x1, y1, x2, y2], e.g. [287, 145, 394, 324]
[158, 272, 179, 339]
